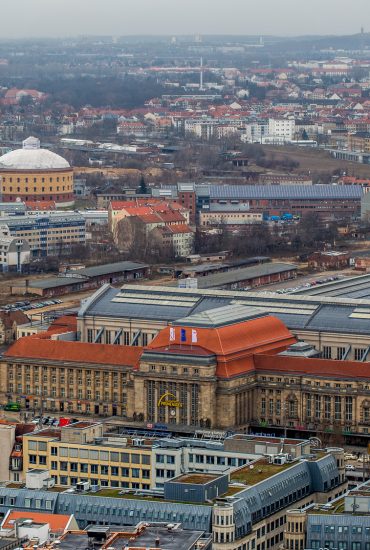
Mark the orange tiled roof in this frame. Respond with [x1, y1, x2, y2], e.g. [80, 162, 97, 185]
[5, 338, 142, 368]
[2, 510, 71, 531]
[48, 315, 77, 331]
[166, 224, 193, 234]
[148, 316, 295, 378]
[255, 353, 370, 379]
[26, 200, 56, 211]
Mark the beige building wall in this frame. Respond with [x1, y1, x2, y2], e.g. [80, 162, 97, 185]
[0, 425, 15, 482]
[199, 211, 263, 226]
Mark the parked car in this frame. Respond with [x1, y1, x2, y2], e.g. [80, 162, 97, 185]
[345, 464, 355, 471]
[344, 453, 357, 460]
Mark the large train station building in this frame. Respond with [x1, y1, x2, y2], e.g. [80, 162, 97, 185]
[3, 284, 370, 444]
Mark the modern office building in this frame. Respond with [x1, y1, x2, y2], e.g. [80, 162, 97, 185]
[0, 211, 85, 257]
[0, 137, 74, 206]
[22, 422, 152, 490]
[0, 446, 347, 550]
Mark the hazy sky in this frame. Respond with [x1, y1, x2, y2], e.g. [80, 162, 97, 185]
[2, 0, 369, 38]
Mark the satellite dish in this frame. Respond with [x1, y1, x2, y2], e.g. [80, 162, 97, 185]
[249, 465, 254, 469]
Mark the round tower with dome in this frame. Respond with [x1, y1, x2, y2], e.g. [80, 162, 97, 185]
[0, 137, 74, 206]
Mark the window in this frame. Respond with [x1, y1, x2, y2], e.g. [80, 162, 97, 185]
[337, 346, 346, 360]
[323, 346, 332, 359]
[335, 396, 342, 421]
[324, 396, 331, 420]
[355, 348, 366, 361]
[131, 468, 140, 478]
[261, 397, 266, 416]
[315, 395, 321, 419]
[346, 396, 353, 422]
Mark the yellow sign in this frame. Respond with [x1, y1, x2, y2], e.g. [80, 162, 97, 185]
[157, 392, 182, 408]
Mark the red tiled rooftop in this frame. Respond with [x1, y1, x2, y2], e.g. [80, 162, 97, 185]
[2, 510, 72, 531]
[5, 338, 142, 368]
[149, 316, 295, 378]
[255, 354, 370, 379]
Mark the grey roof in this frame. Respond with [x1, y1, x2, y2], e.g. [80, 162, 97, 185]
[207, 184, 363, 200]
[108, 527, 203, 549]
[174, 303, 266, 328]
[79, 284, 370, 336]
[27, 263, 148, 290]
[209, 203, 254, 212]
[29, 276, 87, 289]
[182, 262, 230, 274]
[77, 261, 148, 278]
[80, 286, 217, 322]
[196, 262, 297, 289]
[1, 212, 85, 228]
[0, 202, 26, 212]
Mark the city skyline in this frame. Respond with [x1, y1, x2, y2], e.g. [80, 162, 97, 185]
[1, 0, 369, 38]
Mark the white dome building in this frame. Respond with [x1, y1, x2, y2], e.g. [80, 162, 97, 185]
[0, 137, 74, 206]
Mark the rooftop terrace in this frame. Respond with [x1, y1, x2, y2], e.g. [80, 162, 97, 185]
[174, 473, 219, 485]
[230, 458, 296, 486]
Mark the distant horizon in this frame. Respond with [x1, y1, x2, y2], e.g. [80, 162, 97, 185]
[0, 0, 368, 39]
[0, 31, 369, 41]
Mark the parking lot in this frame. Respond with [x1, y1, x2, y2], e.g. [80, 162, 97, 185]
[256, 270, 352, 294]
[1, 298, 63, 313]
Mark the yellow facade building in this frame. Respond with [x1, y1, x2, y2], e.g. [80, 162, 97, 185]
[22, 422, 152, 489]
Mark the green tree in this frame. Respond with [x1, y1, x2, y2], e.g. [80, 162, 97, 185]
[301, 129, 309, 140]
[138, 175, 148, 195]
